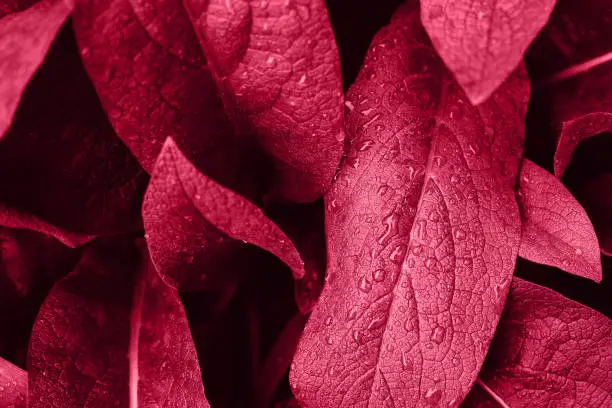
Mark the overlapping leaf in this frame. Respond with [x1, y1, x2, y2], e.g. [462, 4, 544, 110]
[72, 0, 259, 198]
[291, 2, 530, 406]
[463, 278, 612, 407]
[143, 138, 305, 291]
[28, 239, 210, 407]
[517, 159, 602, 281]
[183, 0, 345, 202]
[420, 0, 555, 104]
[0, 0, 73, 139]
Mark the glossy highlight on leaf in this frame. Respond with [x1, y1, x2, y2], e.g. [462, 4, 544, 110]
[143, 138, 305, 290]
[465, 277, 612, 407]
[27, 239, 210, 408]
[420, 0, 555, 104]
[0, 356, 27, 408]
[517, 159, 602, 282]
[291, 2, 530, 406]
[0, 0, 73, 139]
[183, 0, 345, 202]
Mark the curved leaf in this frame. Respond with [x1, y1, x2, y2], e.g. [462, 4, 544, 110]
[0, 357, 27, 408]
[183, 0, 345, 202]
[291, 2, 530, 407]
[517, 159, 602, 282]
[0, 0, 73, 139]
[465, 278, 612, 407]
[143, 138, 305, 290]
[27, 239, 210, 407]
[420, 0, 555, 104]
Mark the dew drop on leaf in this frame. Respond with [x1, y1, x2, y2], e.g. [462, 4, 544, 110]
[424, 388, 442, 405]
[430, 326, 445, 344]
[372, 269, 386, 282]
[358, 276, 372, 293]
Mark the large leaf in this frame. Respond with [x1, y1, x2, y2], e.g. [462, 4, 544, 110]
[0, 356, 27, 408]
[0, 24, 147, 235]
[0, 0, 73, 139]
[143, 138, 305, 290]
[517, 159, 602, 281]
[420, 0, 555, 104]
[27, 239, 210, 407]
[463, 277, 612, 407]
[290, 2, 530, 407]
[183, 0, 345, 202]
[72, 0, 259, 198]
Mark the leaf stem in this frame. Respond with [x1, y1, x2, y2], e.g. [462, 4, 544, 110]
[537, 51, 612, 87]
[476, 378, 511, 408]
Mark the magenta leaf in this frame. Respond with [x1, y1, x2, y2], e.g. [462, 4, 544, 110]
[517, 159, 602, 282]
[72, 0, 255, 194]
[464, 277, 612, 407]
[0, 0, 73, 139]
[420, 0, 555, 105]
[143, 138, 305, 290]
[183, 0, 345, 202]
[0, 24, 147, 236]
[290, 2, 530, 406]
[27, 239, 210, 407]
[0, 357, 27, 408]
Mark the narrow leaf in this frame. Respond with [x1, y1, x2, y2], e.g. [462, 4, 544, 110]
[465, 277, 612, 407]
[291, 2, 530, 406]
[0, 0, 73, 139]
[143, 138, 305, 290]
[27, 239, 210, 407]
[183, 0, 345, 202]
[517, 159, 602, 282]
[0, 357, 27, 408]
[420, 0, 555, 105]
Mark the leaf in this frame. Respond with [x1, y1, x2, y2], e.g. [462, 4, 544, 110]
[0, 203, 94, 248]
[72, 0, 261, 198]
[0, 356, 27, 408]
[290, 2, 530, 407]
[420, 0, 555, 104]
[0, 0, 73, 139]
[517, 159, 602, 282]
[27, 239, 210, 407]
[463, 277, 612, 407]
[143, 138, 305, 290]
[0, 24, 147, 235]
[183, 0, 345, 202]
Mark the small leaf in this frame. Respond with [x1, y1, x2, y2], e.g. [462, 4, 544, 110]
[0, 0, 73, 139]
[28, 239, 210, 407]
[183, 0, 345, 202]
[420, 0, 556, 104]
[464, 277, 612, 408]
[143, 138, 305, 290]
[291, 2, 530, 406]
[517, 159, 602, 282]
[0, 357, 27, 408]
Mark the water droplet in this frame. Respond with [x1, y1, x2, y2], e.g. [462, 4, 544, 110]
[195, 194, 202, 200]
[429, 211, 440, 222]
[424, 388, 442, 405]
[335, 131, 346, 142]
[372, 269, 386, 282]
[345, 100, 355, 111]
[407, 257, 415, 268]
[377, 185, 389, 196]
[401, 351, 412, 370]
[412, 245, 423, 256]
[347, 307, 359, 321]
[562, 259, 569, 267]
[298, 74, 307, 85]
[386, 343, 394, 352]
[454, 229, 466, 241]
[358, 276, 372, 293]
[266, 55, 275, 65]
[358, 139, 375, 151]
[367, 315, 386, 330]
[452, 357, 460, 366]
[575, 248, 583, 256]
[375, 124, 385, 132]
[522, 173, 531, 183]
[325, 335, 333, 345]
[416, 219, 427, 240]
[449, 103, 463, 119]
[389, 244, 407, 264]
[325, 316, 333, 326]
[430, 326, 445, 344]
[425, 257, 437, 269]
[352, 329, 362, 343]
[377, 212, 400, 245]
[404, 318, 415, 332]
[450, 174, 460, 184]
[328, 366, 336, 376]
[433, 156, 444, 167]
